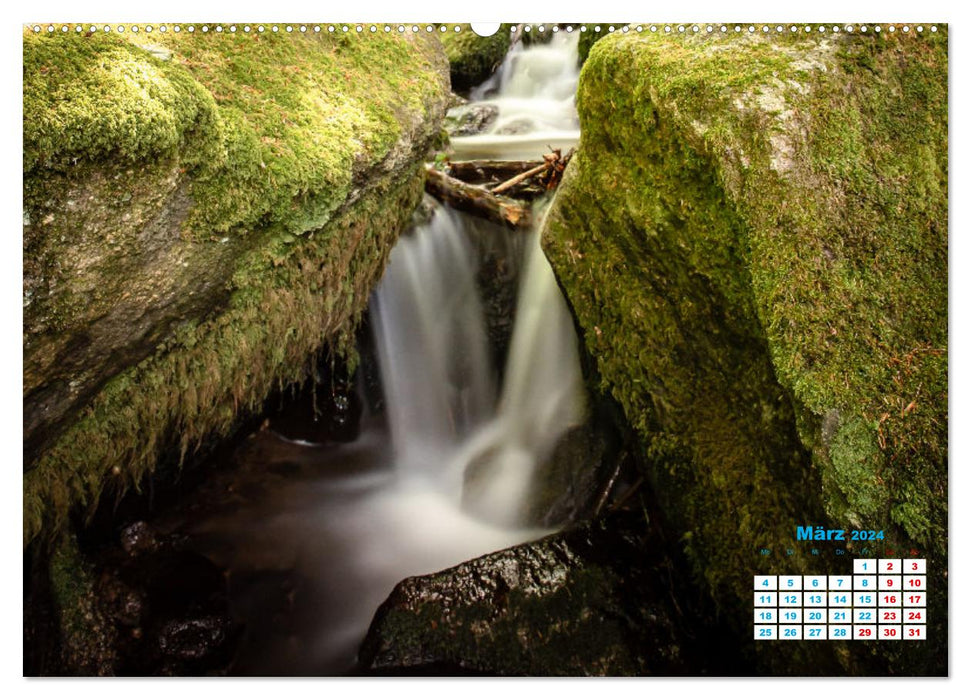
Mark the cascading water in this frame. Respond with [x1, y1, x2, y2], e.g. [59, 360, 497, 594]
[455, 31, 581, 160]
[370, 204, 496, 477]
[174, 30, 586, 675]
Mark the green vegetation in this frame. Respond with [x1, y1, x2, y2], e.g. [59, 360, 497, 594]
[25, 27, 444, 237]
[543, 28, 947, 669]
[23, 28, 448, 545]
[439, 24, 512, 92]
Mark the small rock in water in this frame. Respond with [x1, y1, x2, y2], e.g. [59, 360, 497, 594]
[445, 104, 500, 137]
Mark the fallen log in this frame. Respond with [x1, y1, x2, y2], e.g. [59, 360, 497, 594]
[424, 165, 531, 229]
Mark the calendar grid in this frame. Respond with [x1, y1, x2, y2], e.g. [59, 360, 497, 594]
[754, 559, 926, 641]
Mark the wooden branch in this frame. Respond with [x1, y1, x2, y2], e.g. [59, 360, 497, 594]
[424, 165, 531, 229]
[447, 159, 544, 184]
[490, 161, 550, 195]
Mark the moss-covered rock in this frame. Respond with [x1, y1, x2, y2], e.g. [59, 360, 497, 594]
[23, 28, 450, 545]
[438, 25, 512, 93]
[542, 28, 947, 673]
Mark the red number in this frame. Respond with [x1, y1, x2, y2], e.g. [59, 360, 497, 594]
[909, 594, 922, 604]
[859, 628, 872, 637]
[909, 579, 922, 587]
[883, 628, 897, 637]
[908, 628, 922, 637]
[887, 562, 893, 570]
[912, 562, 918, 570]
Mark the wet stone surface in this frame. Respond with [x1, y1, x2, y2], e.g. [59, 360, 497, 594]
[94, 521, 240, 675]
[359, 511, 739, 676]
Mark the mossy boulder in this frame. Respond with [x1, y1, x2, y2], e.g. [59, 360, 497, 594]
[438, 25, 512, 93]
[23, 28, 451, 545]
[542, 28, 947, 673]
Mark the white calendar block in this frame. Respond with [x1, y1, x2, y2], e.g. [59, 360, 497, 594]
[904, 608, 926, 624]
[879, 559, 902, 574]
[754, 625, 777, 640]
[804, 625, 827, 640]
[803, 575, 827, 590]
[828, 575, 851, 590]
[853, 625, 877, 640]
[828, 608, 851, 624]
[904, 559, 926, 574]
[878, 625, 902, 640]
[853, 608, 876, 624]
[880, 608, 902, 624]
[828, 591, 852, 607]
[804, 609, 826, 624]
[755, 576, 777, 590]
[754, 591, 777, 607]
[779, 592, 802, 607]
[779, 625, 802, 640]
[779, 576, 801, 590]
[779, 609, 802, 624]
[905, 592, 926, 607]
[878, 575, 902, 591]
[853, 558, 877, 574]
[903, 575, 925, 591]
[804, 592, 827, 607]
[828, 625, 851, 640]
[879, 592, 901, 606]
[904, 624, 927, 640]
[755, 608, 777, 623]
[854, 575, 876, 590]
[854, 592, 876, 607]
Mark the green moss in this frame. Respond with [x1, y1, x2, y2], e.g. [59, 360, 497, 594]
[24, 27, 444, 237]
[438, 25, 512, 92]
[542, 28, 947, 667]
[48, 534, 117, 673]
[23, 29, 448, 545]
[24, 171, 425, 545]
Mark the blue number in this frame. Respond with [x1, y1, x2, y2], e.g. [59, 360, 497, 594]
[784, 629, 796, 637]
[759, 628, 771, 637]
[809, 628, 819, 637]
[860, 612, 872, 620]
[834, 628, 846, 637]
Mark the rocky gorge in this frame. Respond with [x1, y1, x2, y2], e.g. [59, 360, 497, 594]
[23, 23, 947, 677]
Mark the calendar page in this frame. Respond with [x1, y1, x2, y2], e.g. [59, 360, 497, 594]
[20, 0, 951, 682]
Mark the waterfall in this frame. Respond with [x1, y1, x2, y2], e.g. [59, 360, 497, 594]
[454, 31, 582, 160]
[370, 204, 496, 476]
[370, 28, 586, 528]
[180, 31, 588, 674]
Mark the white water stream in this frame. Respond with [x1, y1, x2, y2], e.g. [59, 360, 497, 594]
[182, 31, 584, 674]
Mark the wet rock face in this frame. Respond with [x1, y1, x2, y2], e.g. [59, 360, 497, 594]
[359, 513, 732, 676]
[95, 522, 240, 675]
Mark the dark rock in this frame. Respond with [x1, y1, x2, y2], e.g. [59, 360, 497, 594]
[158, 616, 231, 661]
[359, 512, 734, 676]
[120, 521, 159, 556]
